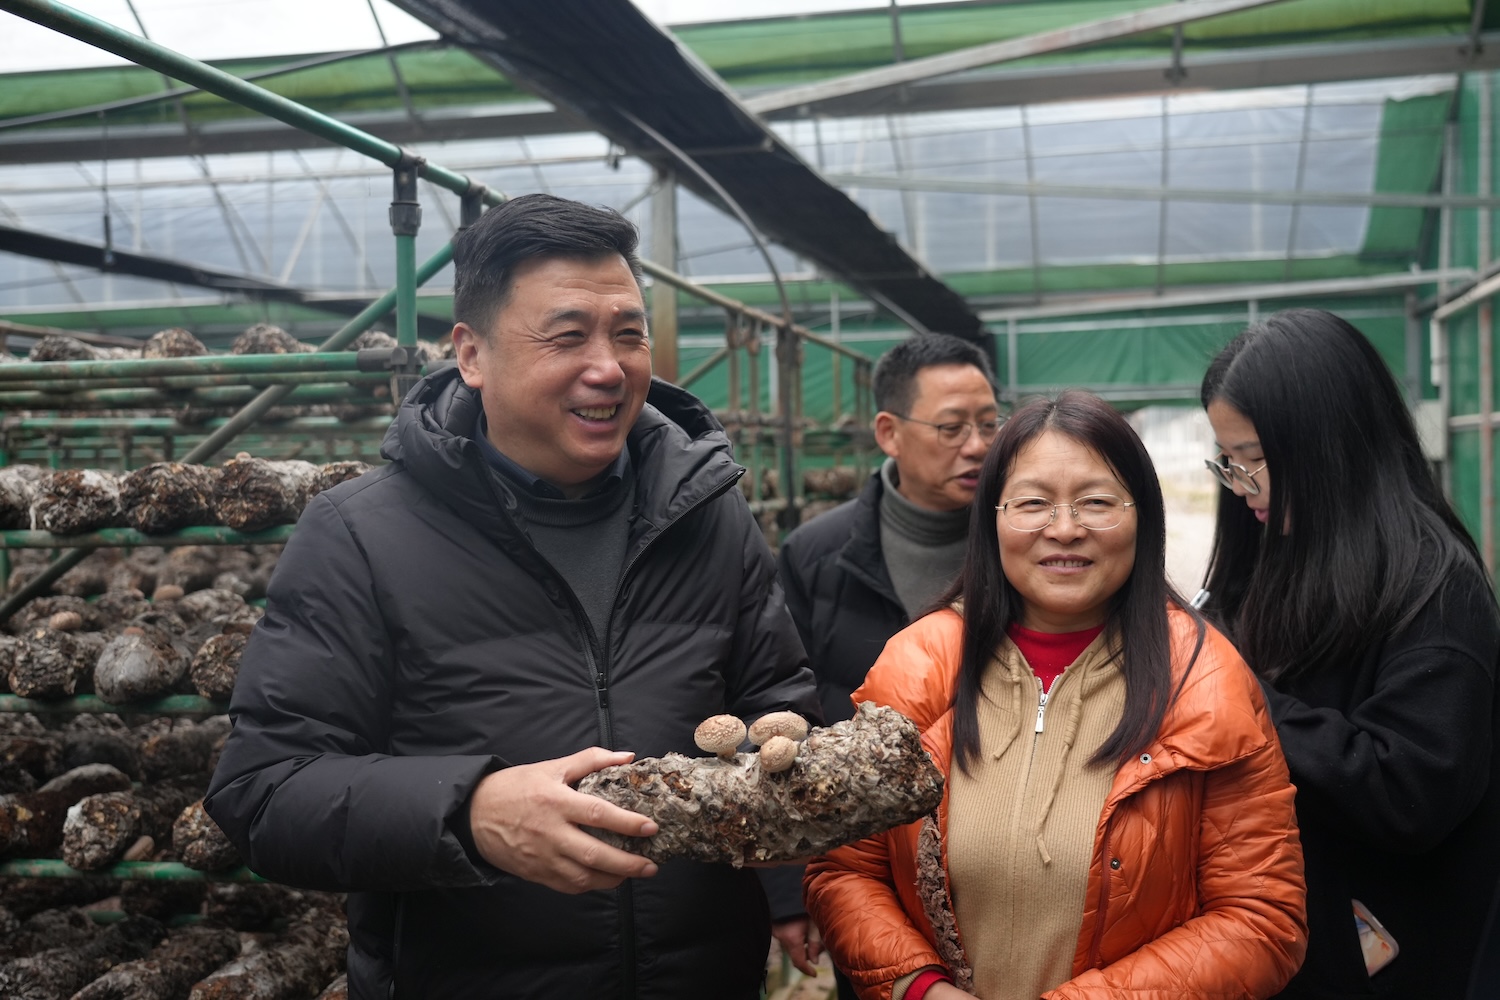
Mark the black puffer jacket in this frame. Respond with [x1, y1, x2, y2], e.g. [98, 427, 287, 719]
[777, 472, 910, 727]
[205, 368, 818, 1000]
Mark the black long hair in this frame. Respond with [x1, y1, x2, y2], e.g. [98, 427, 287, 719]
[1200, 308, 1485, 684]
[944, 391, 1198, 775]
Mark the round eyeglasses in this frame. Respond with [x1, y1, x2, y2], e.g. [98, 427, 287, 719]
[892, 413, 1002, 447]
[1204, 456, 1266, 495]
[996, 494, 1135, 531]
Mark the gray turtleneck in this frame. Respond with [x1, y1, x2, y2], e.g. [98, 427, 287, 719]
[878, 458, 970, 618]
[473, 413, 633, 645]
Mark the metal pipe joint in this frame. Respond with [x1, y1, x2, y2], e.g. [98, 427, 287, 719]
[389, 150, 425, 237]
[460, 181, 490, 229]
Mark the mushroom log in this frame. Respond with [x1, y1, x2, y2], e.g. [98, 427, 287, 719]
[577, 702, 943, 867]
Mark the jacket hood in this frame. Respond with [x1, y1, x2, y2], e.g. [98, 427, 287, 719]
[381, 366, 743, 540]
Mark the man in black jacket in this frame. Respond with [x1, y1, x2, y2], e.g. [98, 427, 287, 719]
[205, 194, 818, 1000]
[765, 334, 998, 989]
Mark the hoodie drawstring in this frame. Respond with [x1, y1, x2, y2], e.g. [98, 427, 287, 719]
[1033, 675, 1086, 866]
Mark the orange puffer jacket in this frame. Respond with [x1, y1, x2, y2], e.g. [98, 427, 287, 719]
[805, 608, 1307, 1000]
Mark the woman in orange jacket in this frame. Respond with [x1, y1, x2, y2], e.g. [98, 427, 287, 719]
[804, 391, 1307, 1000]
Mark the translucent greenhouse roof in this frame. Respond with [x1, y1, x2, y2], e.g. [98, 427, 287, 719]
[0, 0, 1485, 336]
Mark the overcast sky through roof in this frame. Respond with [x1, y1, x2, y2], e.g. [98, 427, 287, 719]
[0, 0, 948, 73]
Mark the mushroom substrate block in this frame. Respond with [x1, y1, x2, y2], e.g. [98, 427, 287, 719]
[186, 909, 347, 1000]
[73, 923, 242, 1000]
[577, 702, 944, 866]
[120, 464, 218, 535]
[62, 778, 202, 871]
[173, 800, 240, 872]
[0, 913, 163, 1000]
[211, 458, 319, 532]
[32, 469, 123, 535]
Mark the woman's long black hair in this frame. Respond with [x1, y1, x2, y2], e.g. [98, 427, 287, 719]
[1200, 308, 1485, 684]
[944, 391, 1198, 775]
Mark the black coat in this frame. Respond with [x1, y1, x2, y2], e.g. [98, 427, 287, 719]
[760, 474, 915, 923]
[1265, 559, 1500, 999]
[777, 473, 911, 728]
[204, 369, 818, 1000]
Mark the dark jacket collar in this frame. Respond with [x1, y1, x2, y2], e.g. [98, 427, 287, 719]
[382, 367, 743, 550]
[836, 471, 904, 611]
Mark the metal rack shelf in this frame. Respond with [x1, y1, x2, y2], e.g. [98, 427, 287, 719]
[0, 695, 227, 716]
[0, 526, 295, 550]
[0, 860, 261, 882]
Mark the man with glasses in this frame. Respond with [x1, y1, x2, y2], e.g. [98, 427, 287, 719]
[764, 333, 999, 995]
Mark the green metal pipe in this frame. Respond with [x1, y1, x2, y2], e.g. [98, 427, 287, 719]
[89, 911, 206, 927]
[0, 351, 376, 384]
[0, 525, 296, 549]
[5, 432, 383, 447]
[10, 372, 390, 393]
[6, 448, 375, 466]
[3, 416, 396, 436]
[0, 551, 90, 618]
[0, 384, 378, 410]
[0, 246, 451, 627]
[3, 441, 380, 459]
[86, 917, 208, 929]
[396, 234, 418, 348]
[0, 0, 504, 208]
[0, 694, 228, 714]
[179, 242, 452, 467]
[0, 859, 262, 882]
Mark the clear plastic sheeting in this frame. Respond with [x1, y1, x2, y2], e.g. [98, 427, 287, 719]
[777, 75, 1453, 273]
[0, 72, 1457, 318]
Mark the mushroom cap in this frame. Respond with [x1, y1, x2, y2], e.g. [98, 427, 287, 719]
[46, 611, 83, 632]
[759, 735, 800, 773]
[151, 584, 185, 602]
[748, 711, 809, 746]
[693, 714, 747, 756]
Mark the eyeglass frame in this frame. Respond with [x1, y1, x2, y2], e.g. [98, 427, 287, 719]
[995, 493, 1137, 532]
[889, 412, 1002, 447]
[1204, 455, 1267, 496]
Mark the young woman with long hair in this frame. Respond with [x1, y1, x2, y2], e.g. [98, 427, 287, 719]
[1200, 307, 1500, 998]
[806, 391, 1306, 1000]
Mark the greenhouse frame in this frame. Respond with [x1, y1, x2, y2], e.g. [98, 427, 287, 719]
[0, 0, 1497, 578]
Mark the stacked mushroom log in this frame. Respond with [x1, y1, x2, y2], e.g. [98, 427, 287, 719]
[747, 464, 864, 551]
[0, 696, 352, 994]
[12, 324, 426, 425]
[0, 455, 372, 545]
[3, 582, 266, 703]
[0, 892, 350, 999]
[0, 324, 391, 995]
[2, 451, 373, 612]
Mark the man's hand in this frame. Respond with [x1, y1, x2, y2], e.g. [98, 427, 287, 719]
[468, 747, 660, 894]
[771, 916, 822, 977]
[925, 983, 979, 999]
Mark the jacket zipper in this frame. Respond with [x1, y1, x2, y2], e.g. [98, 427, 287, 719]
[593, 464, 748, 743]
[462, 460, 745, 1000]
[387, 895, 406, 999]
[599, 467, 744, 1000]
[1034, 679, 1049, 734]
